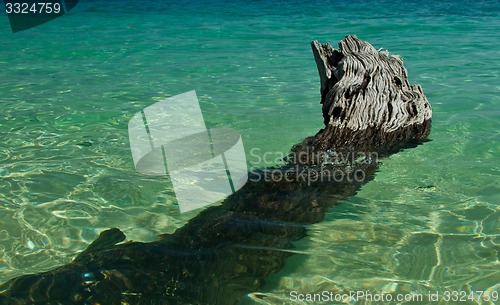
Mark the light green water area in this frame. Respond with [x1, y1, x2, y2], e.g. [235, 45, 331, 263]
[0, 1, 498, 304]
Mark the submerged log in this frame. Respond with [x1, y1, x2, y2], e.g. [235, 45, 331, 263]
[0, 36, 431, 305]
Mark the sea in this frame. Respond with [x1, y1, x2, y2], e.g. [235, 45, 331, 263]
[0, 0, 499, 304]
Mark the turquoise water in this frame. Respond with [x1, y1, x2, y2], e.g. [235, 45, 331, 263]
[0, 0, 499, 303]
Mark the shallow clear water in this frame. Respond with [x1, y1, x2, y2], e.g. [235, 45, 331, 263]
[0, 0, 499, 303]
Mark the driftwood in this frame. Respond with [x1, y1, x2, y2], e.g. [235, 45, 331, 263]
[294, 35, 431, 161]
[0, 35, 431, 305]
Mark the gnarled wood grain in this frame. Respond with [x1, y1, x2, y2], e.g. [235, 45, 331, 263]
[298, 35, 431, 157]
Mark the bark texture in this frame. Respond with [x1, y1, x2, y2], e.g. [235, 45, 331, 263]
[295, 35, 431, 157]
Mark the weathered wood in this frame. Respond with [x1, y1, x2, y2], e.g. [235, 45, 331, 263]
[0, 36, 432, 305]
[295, 35, 432, 158]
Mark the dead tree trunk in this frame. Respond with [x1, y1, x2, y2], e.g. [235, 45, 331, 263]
[294, 35, 432, 160]
[0, 36, 432, 305]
